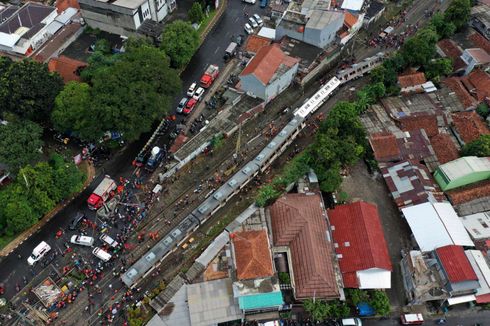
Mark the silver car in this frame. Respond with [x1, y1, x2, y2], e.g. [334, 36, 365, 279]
[248, 17, 258, 29]
[253, 14, 263, 26]
[244, 23, 253, 35]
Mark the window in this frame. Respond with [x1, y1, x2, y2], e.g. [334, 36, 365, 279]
[478, 218, 489, 228]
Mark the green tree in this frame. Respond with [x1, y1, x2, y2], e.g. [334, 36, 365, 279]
[0, 59, 63, 122]
[401, 28, 439, 67]
[256, 184, 282, 207]
[318, 163, 343, 193]
[0, 120, 43, 172]
[161, 20, 200, 69]
[424, 58, 453, 83]
[50, 154, 86, 195]
[461, 135, 490, 157]
[188, 2, 205, 24]
[369, 290, 391, 316]
[444, 0, 471, 31]
[429, 12, 456, 40]
[3, 195, 37, 235]
[476, 102, 490, 119]
[304, 299, 329, 322]
[346, 289, 370, 306]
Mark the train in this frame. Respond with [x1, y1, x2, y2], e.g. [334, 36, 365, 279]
[121, 77, 341, 288]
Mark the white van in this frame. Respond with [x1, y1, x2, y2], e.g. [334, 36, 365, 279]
[341, 318, 362, 326]
[27, 241, 51, 265]
[92, 247, 112, 262]
[100, 234, 119, 248]
[70, 235, 95, 247]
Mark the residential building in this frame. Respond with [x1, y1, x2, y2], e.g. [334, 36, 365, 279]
[368, 132, 400, 163]
[470, 4, 490, 40]
[243, 35, 272, 54]
[469, 32, 490, 54]
[466, 249, 490, 304]
[434, 156, 490, 191]
[398, 71, 427, 94]
[436, 39, 467, 73]
[270, 0, 289, 23]
[78, 0, 176, 36]
[328, 201, 392, 289]
[461, 48, 490, 75]
[381, 161, 445, 209]
[268, 192, 342, 300]
[451, 111, 490, 145]
[336, 52, 385, 83]
[48, 55, 87, 83]
[401, 202, 474, 252]
[55, 0, 80, 13]
[446, 179, 490, 216]
[338, 11, 364, 45]
[460, 211, 490, 241]
[363, 1, 385, 27]
[239, 44, 299, 102]
[443, 69, 490, 108]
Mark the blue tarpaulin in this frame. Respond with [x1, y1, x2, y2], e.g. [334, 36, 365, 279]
[357, 302, 375, 316]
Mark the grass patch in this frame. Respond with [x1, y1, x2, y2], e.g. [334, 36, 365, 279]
[197, 10, 217, 38]
[0, 234, 16, 251]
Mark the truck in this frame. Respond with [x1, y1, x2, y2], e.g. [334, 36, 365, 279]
[223, 42, 238, 62]
[87, 175, 117, 210]
[145, 146, 165, 171]
[200, 64, 219, 88]
[400, 313, 424, 325]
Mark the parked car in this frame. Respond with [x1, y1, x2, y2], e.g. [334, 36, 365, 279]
[27, 241, 51, 265]
[340, 318, 362, 326]
[68, 212, 86, 231]
[70, 235, 95, 247]
[176, 97, 188, 114]
[248, 17, 258, 28]
[242, 0, 256, 4]
[92, 247, 112, 262]
[193, 87, 205, 101]
[253, 14, 263, 26]
[244, 23, 253, 35]
[186, 82, 197, 97]
[260, 0, 268, 8]
[183, 98, 197, 115]
[100, 233, 119, 248]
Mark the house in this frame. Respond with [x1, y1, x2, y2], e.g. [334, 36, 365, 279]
[368, 132, 400, 163]
[451, 111, 490, 145]
[55, 0, 79, 13]
[48, 55, 87, 83]
[430, 133, 460, 165]
[470, 4, 490, 40]
[328, 201, 392, 289]
[341, 0, 364, 12]
[268, 192, 341, 300]
[461, 48, 490, 75]
[363, 1, 385, 27]
[401, 202, 474, 252]
[398, 71, 427, 94]
[446, 179, 490, 216]
[436, 39, 467, 73]
[239, 44, 299, 102]
[460, 211, 490, 241]
[0, 3, 59, 56]
[469, 32, 490, 54]
[443, 69, 490, 108]
[78, 0, 176, 36]
[339, 11, 364, 45]
[381, 161, 445, 209]
[276, 8, 344, 49]
[435, 156, 490, 192]
[466, 249, 490, 303]
[243, 35, 272, 54]
[434, 245, 480, 304]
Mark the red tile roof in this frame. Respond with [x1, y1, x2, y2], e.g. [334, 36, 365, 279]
[447, 179, 490, 205]
[399, 114, 439, 137]
[398, 72, 427, 88]
[55, 0, 79, 13]
[451, 111, 490, 144]
[443, 77, 477, 108]
[430, 133, 460, 164]
[436, 39, 466, 71]
[231, 230, 274, 280]
[328, 202, 392, 288]
[269, 193, 340, 300]
[240, 44, 299, 85]
[469, 32, 490, 54]
[465, 48, 490, 64]
[369, 132, 400, 162]
[436, 245, 478, 283]
[48, 55, 86, 83]
[476, 293, 490, 304]
[468, 69, 490, 102]
[244, 35, 272, 54]
[344, 12, 358, 29]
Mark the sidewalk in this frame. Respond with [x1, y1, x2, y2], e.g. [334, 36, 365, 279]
[0, 161, 96, 257]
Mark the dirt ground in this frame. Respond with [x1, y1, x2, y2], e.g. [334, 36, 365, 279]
[340, 161, 412, 311]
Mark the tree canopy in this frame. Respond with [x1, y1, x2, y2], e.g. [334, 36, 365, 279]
[461, 135, 490, 157]
[161, 20, 200, 69]
[423, 58, 453, 83]
[303, 299, 350, 321]
[0, 58, 63, 122]
[429, 12, 456, 40]
[188, 2, 205, 24]
[400, 28, 439, 67]
[444, 0, 471, 31]
[0, 120, 43, 172]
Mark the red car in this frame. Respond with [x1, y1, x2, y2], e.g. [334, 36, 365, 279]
[183, 98, 197, 115]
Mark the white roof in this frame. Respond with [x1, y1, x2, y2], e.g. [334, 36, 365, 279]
[439, 156, 490, 182]
[341, 0, 364, 11]
[55, 7, 78, 25]
[403, 314, 423, 322]
[0, 31, 20, 48]
[466, 250, 490, 297]
[402, 202, 474, 252]
[460, 211, 490, 240]
[357, 268, 391, 289]
[447, 294, 476, 305]
[422, 81, 437, 93]
[257, 27, 276, 40]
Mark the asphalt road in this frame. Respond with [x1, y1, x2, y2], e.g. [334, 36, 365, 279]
[0, 0, 267, 301]
[362, 311, 490, 326]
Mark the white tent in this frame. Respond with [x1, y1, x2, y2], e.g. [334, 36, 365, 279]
[401, 202, 474, 252]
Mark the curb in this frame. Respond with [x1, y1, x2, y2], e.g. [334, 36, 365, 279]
[0, 161, 96, 257]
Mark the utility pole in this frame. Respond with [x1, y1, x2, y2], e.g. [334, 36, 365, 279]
[235, 122, 242, 158]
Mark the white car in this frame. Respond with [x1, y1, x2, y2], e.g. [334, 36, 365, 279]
[244, 23, 253, 35]
[186, 82, 197, 97]
[242, 0, 256, 4]
[248, 17, 258, 29]
[253, 14, 263, 26]
[70, 235, 95, 247]
[27, 241, 51, 265]
[193, 87, 205, 101]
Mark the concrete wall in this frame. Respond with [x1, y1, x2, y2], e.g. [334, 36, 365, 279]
[304, 14, 343, 48]
[265, 62, 299, 102]
[239, 74, 267, 100]
[275, 22, 305, 44]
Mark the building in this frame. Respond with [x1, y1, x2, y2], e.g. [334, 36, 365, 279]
[461, 48, 490, 75]
[78, 0, 176, 36]
[470, 4, 490, 40]
[460, 211, 490, 241]
[443, 69, 490, 109]
[446, 180, 490, 216]
[452, 111, 490, 145]
[363, 1, 385, 27]
[48, 55, 87, 83]
[381, 161, 445, 209]
[434, 156, 490, 191]
[276, 7, 344, 48]
[341, 0, 364, 12]
[368, 132, 400, 162]
[268, 192, 341, 300]
[336, 52, 385, 83]
[239, 44, 299, 102]
[398, 71, 427, 94]
[469, 32, 490, 54]
[466, 249, 490, 303]
[243, 35, 272, 54]
[328, 201, 392, 289]
[401, 202, 474, 252]
[338, 11, 364, 45]
[436, 39, 467, 73]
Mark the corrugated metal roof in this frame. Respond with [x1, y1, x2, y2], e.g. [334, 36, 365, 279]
[466, 250, 490, 298]
[439, 156, 490, 181]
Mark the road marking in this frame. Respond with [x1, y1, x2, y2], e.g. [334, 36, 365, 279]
[214, 47, 220, 54]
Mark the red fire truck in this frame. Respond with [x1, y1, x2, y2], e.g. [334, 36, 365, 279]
[87, 175, 117, 210]
[200, 64, 219, 88]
